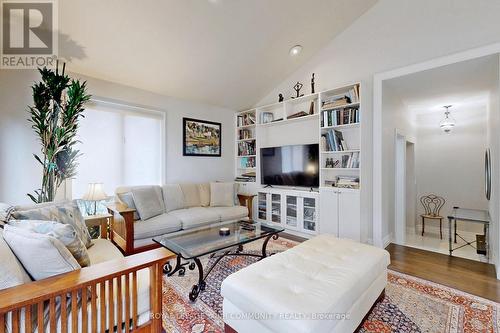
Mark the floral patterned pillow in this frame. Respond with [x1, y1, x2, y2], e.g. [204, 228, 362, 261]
[11, 202, 92, 248]
[8, 220, 90, 267]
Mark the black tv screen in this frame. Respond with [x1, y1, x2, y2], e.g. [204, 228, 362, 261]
[260, 144, 319, 187]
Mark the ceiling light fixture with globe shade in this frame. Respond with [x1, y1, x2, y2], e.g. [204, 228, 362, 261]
[439, 105, 456, 133]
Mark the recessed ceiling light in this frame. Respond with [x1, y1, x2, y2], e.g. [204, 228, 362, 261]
[289, 45, 303, 56]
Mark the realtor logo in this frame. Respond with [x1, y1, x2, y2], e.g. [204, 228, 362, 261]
[1, 0, 57, 69]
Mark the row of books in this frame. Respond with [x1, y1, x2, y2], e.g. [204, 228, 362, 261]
[239, 156, 255, 168]
[321, 129, 348, 151]
[324, 152, 360, 169]
[238, 141, 255, 156]
[238, 128, 254, 140]
[321, 107, 360, 127]
[336, 176, 360, 189]
[235, 171, 256, 182]
[324, 176, 360, 189]
[237, 113, 255, 127]
[321, 85, 360, 109]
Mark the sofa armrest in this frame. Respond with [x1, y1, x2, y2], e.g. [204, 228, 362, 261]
[0, 247, 174, 333]
[108, 203, 136, 255]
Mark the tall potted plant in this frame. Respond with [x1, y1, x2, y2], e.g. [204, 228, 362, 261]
[28, 63, 91, 203]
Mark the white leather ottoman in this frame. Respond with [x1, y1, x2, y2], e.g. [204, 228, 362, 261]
[221, 235, 390, 333]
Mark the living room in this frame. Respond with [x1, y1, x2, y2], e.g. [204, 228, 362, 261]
[1, 1, 500, 332]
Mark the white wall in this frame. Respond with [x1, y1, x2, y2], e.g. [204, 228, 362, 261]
[381, 84, 416, 243]
[487, 56, 500, 274]
[0, 70, 235, 205]
[415, 105, 488, 233]
[255, 0, 500, 244]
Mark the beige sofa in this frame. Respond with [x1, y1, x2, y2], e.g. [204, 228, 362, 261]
[110, 183, 249, 255]
[0, 200, 173, 332]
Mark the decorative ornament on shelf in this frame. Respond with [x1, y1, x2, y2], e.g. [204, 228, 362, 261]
[278, 93, 284, 102]
[82, 183, 107, 215]
[291, 81, 304, 99]
[439, 105, 456, 133]
[311, 73, 315, 93]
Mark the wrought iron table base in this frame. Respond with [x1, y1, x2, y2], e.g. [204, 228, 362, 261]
[163, 233, 280, 301]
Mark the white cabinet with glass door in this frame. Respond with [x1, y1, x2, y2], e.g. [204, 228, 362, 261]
[257, 189, 318, 236]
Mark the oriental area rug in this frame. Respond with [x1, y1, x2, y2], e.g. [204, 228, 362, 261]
[161, 238, 500, 333]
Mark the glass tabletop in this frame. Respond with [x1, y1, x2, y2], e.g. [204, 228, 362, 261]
[153, 220, 285, 259]
[448, 208, 490, 224]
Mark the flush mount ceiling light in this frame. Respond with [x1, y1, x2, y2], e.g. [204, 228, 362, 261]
[289, 45, 303, 56]
[439, 105, 456, 133]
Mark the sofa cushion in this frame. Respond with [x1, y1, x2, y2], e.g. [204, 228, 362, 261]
[11, 200, 92, 249]
[198, 183, 211, 207]
[117, 192, 140, 220]
[132, 186, 165, 220]
[8, 220, 90, 267]
[210, 182, 235, 207]
[162, 184, 185, 212]
[169, 207, 220, 229]
[0, 229, 32, 291]
[87, 238, 124, 265]
[3, 225, 80, 281]
[208, 206, 248, 221]
[180, 183, 201, 208]
[221, 235, 390, 333]
[134, 213, 182, 240]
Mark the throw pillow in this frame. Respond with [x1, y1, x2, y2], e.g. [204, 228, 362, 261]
[131, 186, 165, 220]
[198, 183, 210, 207]
[180, 183, 202, 207]
[8, 220, 90, 267]
[3, 225, 80, 281]
[11, 201, 92, 249]
[118, 192, 141, 220]
[0, 229, 32, 291]
[210, 182, 236, 207]
[162, 184, 185, 212]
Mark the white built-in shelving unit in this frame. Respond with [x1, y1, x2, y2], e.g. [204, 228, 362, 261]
[235, 82, 362, 240]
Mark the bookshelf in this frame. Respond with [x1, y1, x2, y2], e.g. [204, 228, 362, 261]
[319, 83, 361, 190]
[235, 109, 257, 183]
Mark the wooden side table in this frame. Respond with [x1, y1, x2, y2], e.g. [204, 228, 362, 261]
[84, 213, 113, 239]
[238, 194, 256, 220]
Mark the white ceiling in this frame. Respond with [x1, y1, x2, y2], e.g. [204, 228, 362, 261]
[384, 54, 498, 116]
[58, 0, 377, 110]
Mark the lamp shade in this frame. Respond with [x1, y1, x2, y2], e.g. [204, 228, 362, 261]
[82, 183, 107, 201]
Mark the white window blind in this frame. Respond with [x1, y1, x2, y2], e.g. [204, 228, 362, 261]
[72, 101, 164, 199]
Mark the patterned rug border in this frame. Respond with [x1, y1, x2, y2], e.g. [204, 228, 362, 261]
[388, 268, 500, 306]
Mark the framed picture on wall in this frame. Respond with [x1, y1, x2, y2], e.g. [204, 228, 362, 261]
[183, 117, 222, 157]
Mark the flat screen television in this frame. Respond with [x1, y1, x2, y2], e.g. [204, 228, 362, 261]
[260, 144, 319, 187]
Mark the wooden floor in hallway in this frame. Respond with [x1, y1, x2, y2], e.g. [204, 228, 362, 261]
[386, 243, 500, 302]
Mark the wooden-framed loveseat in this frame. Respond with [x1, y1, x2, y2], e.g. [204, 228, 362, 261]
[0, 247, 173, 333]
[109, 184, 250, 255]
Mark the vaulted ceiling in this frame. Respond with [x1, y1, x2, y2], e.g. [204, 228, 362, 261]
[59, 0, 377, 110]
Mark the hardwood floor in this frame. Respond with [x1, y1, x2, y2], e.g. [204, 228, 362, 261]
[386, 243, 500, 302]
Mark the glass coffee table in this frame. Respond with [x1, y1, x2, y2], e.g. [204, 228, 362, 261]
[153, 220, 284, 301]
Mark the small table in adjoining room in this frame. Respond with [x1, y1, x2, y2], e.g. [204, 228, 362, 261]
[448, 207, 490, 259]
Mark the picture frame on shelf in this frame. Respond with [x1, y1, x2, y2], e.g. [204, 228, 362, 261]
[183, 117, 222, 157]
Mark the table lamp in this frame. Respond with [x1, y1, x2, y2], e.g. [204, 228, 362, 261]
[82, 183, 107, 215]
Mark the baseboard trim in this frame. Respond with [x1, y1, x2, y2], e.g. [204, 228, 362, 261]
[383, 233, 392, 248]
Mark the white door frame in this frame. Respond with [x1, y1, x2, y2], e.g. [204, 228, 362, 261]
[372, 42, 500, 248]
[394, 129, 415, 245]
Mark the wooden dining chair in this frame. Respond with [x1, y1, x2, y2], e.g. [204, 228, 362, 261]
[420, 194, 445, 239]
